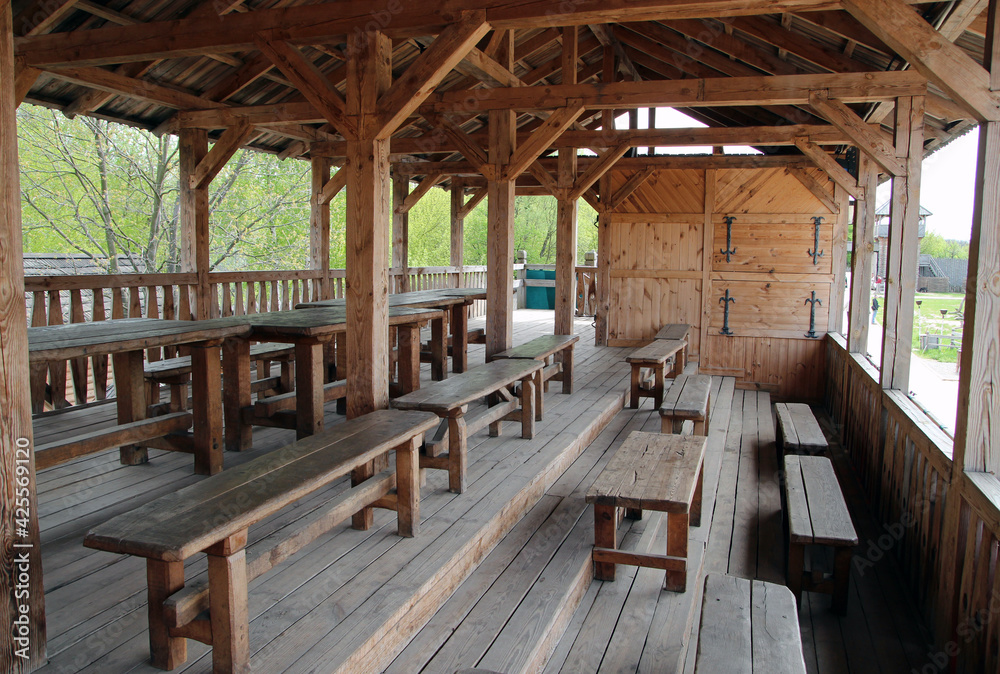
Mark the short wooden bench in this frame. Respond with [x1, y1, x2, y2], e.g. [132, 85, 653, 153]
[491, 334, 579, 420]
[392, 358, 543, 493]
[83, 409, 438, 674]
[655, 323, 691, 370]
[775, 402, 828, 456]
[695, 574, 807, 673]
[585, 431, 706, 592]
[659, 374, 712, 436]
[145, 342, 295, 412]
[625, 338, 687, 409]
[784, 454, 858, 614]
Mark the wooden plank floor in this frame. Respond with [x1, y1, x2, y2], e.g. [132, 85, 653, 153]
[32, 312, 932, 673]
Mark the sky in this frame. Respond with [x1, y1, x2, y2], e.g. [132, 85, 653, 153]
[621, 107, 979, 243]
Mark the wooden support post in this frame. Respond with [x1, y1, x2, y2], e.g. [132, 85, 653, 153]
[450, 177, 465, 275]
[701, 169, 716, 365]
[392, 171, 410, 293]
[555, 26, 578, 337]
[179, 127, 211, 320]
[310, 154, 332, 299]
[829, 184, 849, 334]
[345, 29, 392, 418]
[879, 96, 924, 390]
[594, 42, 615, 346]
[848, 153, 878, 353]
[1, 4, 45, 667]
[486, 31, 516, 359]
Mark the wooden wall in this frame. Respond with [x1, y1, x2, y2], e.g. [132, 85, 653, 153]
[606, 165, 846, 400]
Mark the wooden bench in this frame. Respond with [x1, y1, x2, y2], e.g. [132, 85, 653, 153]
[784, 454, 858, 614]
[695, 574, 807, 673]
[83, 409, 438, 673]
[145, 342, 295, 412]
[585, 431, 706, 592]
[491, 334, 579, 420]
[625, 338, 687, 409]
[774, 403, 828, 456]
[655, 323, 691, 370]
[391, 358, 543, 494]
[659, 374, 712, 435]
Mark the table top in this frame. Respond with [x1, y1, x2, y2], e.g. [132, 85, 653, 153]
[28, 317, 251, 363]
[391, 359, 542, 413]
[296, 288, 487, 310]
[246, 306, 447, 339]
[586, 431, 707, 512]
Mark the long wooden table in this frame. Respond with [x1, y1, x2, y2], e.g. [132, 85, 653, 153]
[28, 317, 250, 475]
[225, 306, 447, 448]
[297, 289, 487, 375]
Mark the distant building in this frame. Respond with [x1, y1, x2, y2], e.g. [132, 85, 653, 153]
[923, 256, 968, 293]
[23, 253, 140, 277]
[874, 201, 930, 281]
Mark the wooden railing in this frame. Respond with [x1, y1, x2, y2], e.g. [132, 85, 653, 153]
[825, 334, 1000, 670]
[25, 265, 488, 412]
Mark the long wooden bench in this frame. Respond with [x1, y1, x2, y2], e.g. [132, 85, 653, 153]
[784, 454, 858, 614]
[655, 323, 691, 369]
[491, 334, 579, 420]
[145, 342, 295, 412]
[83, 409, 438, 674]
[391, 358, 543, 493]
[695, 574, 807, 673]
[586, 431, 706, 592]
[625, 338, 687, 408]
[775, 402, 829, 456]
[659, 374, 712, 435]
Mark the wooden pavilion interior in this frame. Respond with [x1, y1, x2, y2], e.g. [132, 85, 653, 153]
[3, 0, 1000, 672]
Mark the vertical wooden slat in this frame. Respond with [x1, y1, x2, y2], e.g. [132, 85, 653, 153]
[178, 285, 192, 321]
[848, 154, 878, 353]
[270, 280, 278, 312]
[310, 155, 332, 299]
[179, 128, 211, 320]
[451, 177, 465, 272]
[91, 289, 109, 398]
[145, 286, 161, 363]
[47, 290, 67, 408]
[68, 289, 89, 404]
[128, 285, 142, 318]
[247, 282, 257, 315]
[29, 291, 47, 412]
[393, 171, 410, 293]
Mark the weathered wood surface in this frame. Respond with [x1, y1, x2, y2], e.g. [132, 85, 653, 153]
[145, 342, 294, 377]
[655, 323, 691, 341]
[297, 288, 485, 310]
[625, 338, 686, 365]
[392, 358, 541, 413]
[784, 455, 857, 547]
[491, 333, 579, 361]
[774, 402, 828, 454]
[659, 373, 712, 435]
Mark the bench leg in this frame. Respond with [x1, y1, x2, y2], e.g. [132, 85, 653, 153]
[660, 414, 676, 434]
[625, 508, 642, 520]
[396, 436, 420, 537]
[594, 504, 617, 581]
[448, 414, 468, 493]
[534, 369, 544, 421]
[833, 546, 852, 615]
[653, 364, 666, 409]
[630, 366, 641, 408]
[788, 542, 805, 606]
[431, 316, 447, 381]
[521, 377, 536, 438]
[114, 350, 149, 466]
[352, 459, 375, 530]
[335, 333, 347, 415]
[146, 559, 187, 670]
[191, 345, 224, 476]
[451, 304, 469, 373]
[561, 346, 573, 394]
[396, 324, 421, 395]
[665, 512, 688, 592]
[207, 536, 250, 674]
[295, 342, 325, 438]
[223, 338, 252, 453]
[691, 462, 704, 528]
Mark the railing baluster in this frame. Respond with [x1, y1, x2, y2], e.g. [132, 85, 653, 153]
[47, 290, 68, 408]
[92, 289, 109, 400]
[111, 287, 125, 319]
[270, 280, 279, 312]
[30, 291, 47, 413]
[146, 286, 161, 362]
[69, 289, 90, 404]
[129, 285, 142, 318]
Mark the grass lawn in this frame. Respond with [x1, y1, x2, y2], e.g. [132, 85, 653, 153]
[872, 292, 964, 363]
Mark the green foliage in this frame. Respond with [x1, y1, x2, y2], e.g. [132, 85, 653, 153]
[920, 231, 969, 259]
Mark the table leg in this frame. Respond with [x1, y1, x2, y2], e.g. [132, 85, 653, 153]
[521, 376, 536, 438]
[295, 342, 325, 438]
[113, 350, 148, 465]
[395, 436, 420, 537]
[431, 315, 447, 381]
[146, 559, 187, 670]
[352, 458, 375, 530]
[451, 303, 469, 373]
[665, 512, 688, 591]
[533, 369, 544, 421]
[190, 344, 224, 475]
[397, 324, 421, 395]
[447, 413, 468, 493]
[594, 504, 617, 581]
[630, 365, 641, 408]
[206, 534, 250, 674]
[223, 337, 252, 453]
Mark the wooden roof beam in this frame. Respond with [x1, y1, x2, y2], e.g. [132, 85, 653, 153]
[568, 143, 630, 201]
[794, 136, 865, 200]
[15, 0, 80, 37]
[189, 118, 255, 189]
[458, 186, 487, 218]
[588, 25, 641, 82]
[15, 57, 40, 106]
[317, 167, 347, 205]
[844, 0, 1000, 121]
[607, 167, 655, 210]
[808, 91, 906, 175]
[786, 167, 839, 212]
[504, 103, 584, 180]
[41, 64, 227, 111]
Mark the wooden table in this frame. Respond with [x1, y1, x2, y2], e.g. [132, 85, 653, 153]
[297, 289, 487, 375]
[586, 431, 707, 591]
[225, 306, 447, 447]
[28, 317, 250, 475]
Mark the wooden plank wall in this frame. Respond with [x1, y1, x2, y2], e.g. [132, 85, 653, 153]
[606, 166, 844, 400]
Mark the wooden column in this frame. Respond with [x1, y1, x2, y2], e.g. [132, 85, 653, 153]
[310, 155, 332, 299]
[848, 153, 878, 353]
[392, 172, 410, 293]
[879, 96, 924, 390]
[450, 178, 465, 288]
[345, 29, 392, 418]
[828, 184, 849, 334]
[0, 3, 45, 668]
[179, 128, 210, 320]
[486, 32, 516, 358]
[555, 26, 578, 336]
[700, 169, 717, 365]
[594, 42, 616, 346]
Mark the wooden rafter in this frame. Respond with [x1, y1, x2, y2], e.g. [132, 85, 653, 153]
[42, 64, 226, 110]
[396, 174, 446, 214]
[588, 24, 641, 82]
[254, 37, 356, 139]
[15, 58, 40, 106]
[422, 113, 495, 180]
[15, 0, 80, 37]
[503, 103, 584, 180]
[607, 167, 655, 210]
[793, 136, 865, 201]
[377, 11, 490, 139]
[317, 168, 347, 205]
[844, 0, 1000, 122]
[786, 167, 839, 213]
[568, 142, 630, 201]
[189, 119, 255, 189]
[808, 91, 906, 176]
[528, 160, 565, 199]
[455, 46, 525, 87]
[458, 186, 487, 218]
[62, 61, 155, 117]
